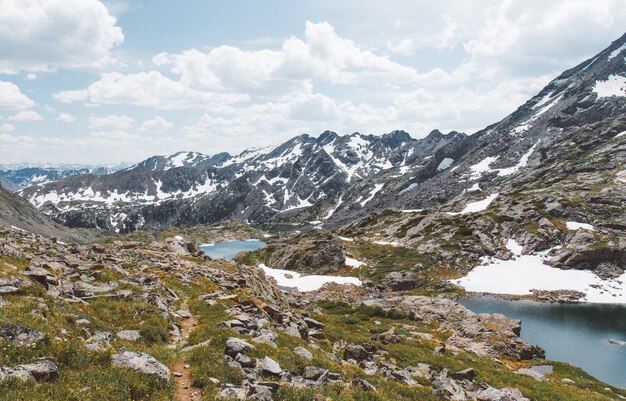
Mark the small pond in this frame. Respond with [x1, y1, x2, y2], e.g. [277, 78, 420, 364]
[200, 239, 265, 260]
[460, 296, 626, 388]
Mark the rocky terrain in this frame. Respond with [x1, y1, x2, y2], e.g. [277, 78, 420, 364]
[0, 225, 623, 401]
[1, 26, 626, 401]
[0, 185, 91, 243]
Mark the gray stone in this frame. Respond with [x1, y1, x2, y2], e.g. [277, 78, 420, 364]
[117, 330, 141, 342]
[303, 317, 325, 329]
[303, 365, 326, 380]
[476, 387, 530, 401]
[381, 271, 422, 291]
[225, 337, 255, 357]
[352, 377, 377, 392]
[0, 359, 59, 383]
[216, 387, 248, 400]
[343, 344, 371, 362]
[235, 353, 256, 368]
[112, 351, 171, 380]
[0, 322, 44, 345]
[451, 368, 475, 381]
[259, 356, 282, 376]
[293, 346, 314, 360]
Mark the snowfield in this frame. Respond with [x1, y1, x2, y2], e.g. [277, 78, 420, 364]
[566, 222, 595, 231]
[448, 193, 499, 215]
[258, 264, 361, 292]
[593, 75, 626, 98]
[452, 241, 625, 304]
[345, 257, 366, 268]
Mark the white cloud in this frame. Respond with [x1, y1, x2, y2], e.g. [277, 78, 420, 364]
[0, 123, 15, 133]
[139, 116, 173, 132]
[8, 110, 43, 121]
[54, 71, 248, 109]
[88, 114, 133, 130]
[54, 21, 450, 110]
[25, 73, 37, 80]
[0, 81, 35, 109]
[458, 0, 626, 80]
[53, 89, 88, 103]
[154, 21, 423, 94]
[387, 38, 415, 55]
[0, 0, 124, 73]
[56, 112, 76, 123]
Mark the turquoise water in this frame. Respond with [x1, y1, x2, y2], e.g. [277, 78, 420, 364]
[460, 296, 626, 388]
[200, 239, 265, 260]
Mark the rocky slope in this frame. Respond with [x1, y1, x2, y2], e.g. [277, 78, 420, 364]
[0, 185, 89, 242]
[0, 226, 622, 400]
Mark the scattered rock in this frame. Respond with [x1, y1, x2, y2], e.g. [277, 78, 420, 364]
[0, 359, 59, 383]
[0, 322, 44, 345]
[343, 344, 372, 362]
[259, 356, 282, 377]
[515, 368, 548, 382]
[225, 337, 255, 357]
[111, 351, 171, 380]
[293, 347, 314, 360]
[476, 387, 530, 401]
[352, 377, 377, 392]
[303, 366, 326, 381]
[381, 271, 422, 291]
[117, 330, 141, 342]
[451, 368, 475, 381]
[216, 387, 248, 400]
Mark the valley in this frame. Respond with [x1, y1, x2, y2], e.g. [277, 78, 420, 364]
[0, 8, 625, 401]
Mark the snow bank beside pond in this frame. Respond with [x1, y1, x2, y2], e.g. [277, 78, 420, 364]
[258, 264, 361, 292]
[452, 248, 625, 304]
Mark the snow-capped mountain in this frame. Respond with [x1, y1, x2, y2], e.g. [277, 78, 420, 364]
[19, 129, 469, 232]
[17, 32, 626, 233]
[0, 167, 115, 191]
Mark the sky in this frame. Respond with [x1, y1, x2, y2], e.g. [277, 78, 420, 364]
[0, 0, 625, 166]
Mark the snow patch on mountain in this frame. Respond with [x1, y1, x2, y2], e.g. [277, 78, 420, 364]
[497, 141, 539, 176]
[452, 249, 626, 304]
[437, 158, 454, 171]
[258, 263, 361, 292]
[469, 156, 499, 180]
[449, 193, 498, 216]
[608, 43, 626, 60]
[360, 183, 384, 206]
[593, 75, 626, 98]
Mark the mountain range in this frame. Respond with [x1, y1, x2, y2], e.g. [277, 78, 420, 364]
[14, 32, 626, 236]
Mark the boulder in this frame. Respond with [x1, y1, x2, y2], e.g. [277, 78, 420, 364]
[117, 330, 141, 342]
[381, 271, 422, 291]
[476, 387, 530, 401]
[0, 359, 59, 383]
[302, 317, 325, 330]
[352, 377, 377, 392]
[216, 387, 248, 400]
[293, 347, 314, 360]
[302, 365, 326, 381]
[343, 344, 372, 362]
[259, 356, 282, 377]
[0, 322, 44, 345]
[225, 337, 255, 357]
[451, 368, 475, 381]
[111, 351, 171, 380]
